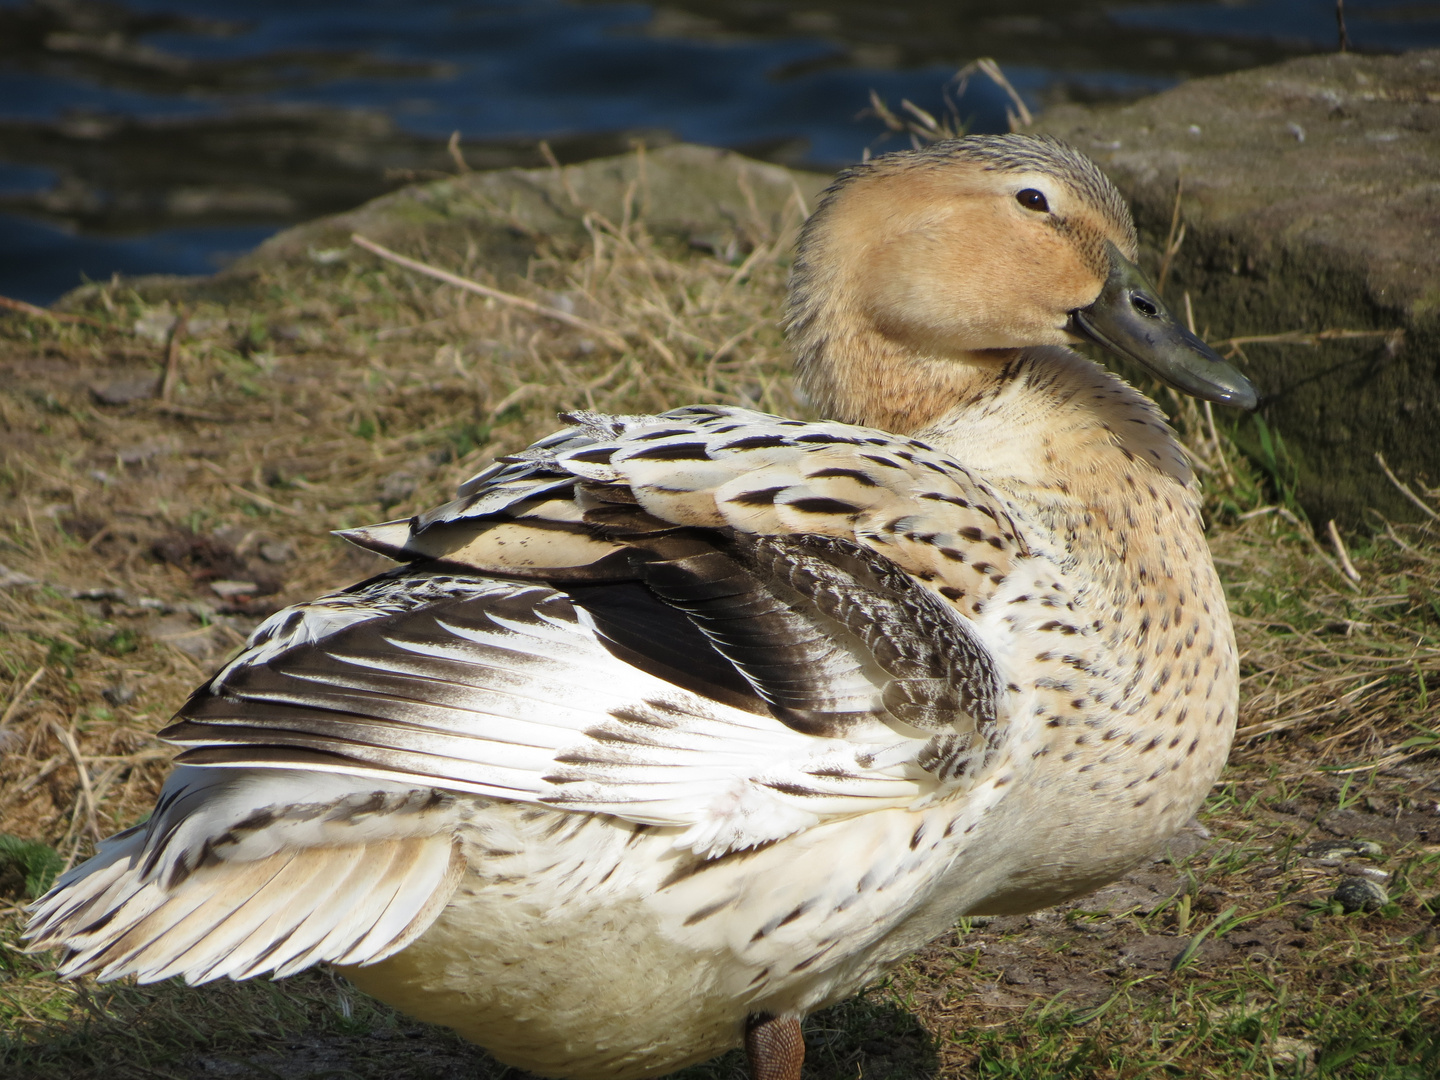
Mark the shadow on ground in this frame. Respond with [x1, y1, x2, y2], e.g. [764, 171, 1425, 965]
[1, 958, 938, 1080]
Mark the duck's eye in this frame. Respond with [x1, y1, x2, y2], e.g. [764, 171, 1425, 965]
[1016, 189, 1049, 213]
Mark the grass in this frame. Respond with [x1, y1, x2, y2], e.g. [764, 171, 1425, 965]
[1, 148, 1438, 1079]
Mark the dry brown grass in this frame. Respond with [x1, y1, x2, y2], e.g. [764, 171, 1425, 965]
[0, 179, 803, 845]
[1, 167, 1437, 1078]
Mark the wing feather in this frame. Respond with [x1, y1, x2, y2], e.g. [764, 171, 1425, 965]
[169, 404, 1024, 852]
[158, 566, 981, 855]
[26, 768, 466, 984]
[340, 405, 1030, 624]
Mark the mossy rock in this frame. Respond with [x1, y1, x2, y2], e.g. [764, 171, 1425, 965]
[64, 144, 829, 315]
[1036, 49, 1440, 526]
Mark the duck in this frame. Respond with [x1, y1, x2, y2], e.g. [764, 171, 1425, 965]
[27, 134, 1257, 1080]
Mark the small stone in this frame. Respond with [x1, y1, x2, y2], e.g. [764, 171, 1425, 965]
[117, 441, 173, 466]
[102, 683, 138, 706]
[72, 587, 129, 602]
[543, 291, 578, 315]
[186, 317, 227, 336]
[1332, 876, 1388, 913]
[0, 562, 36, 588]
[1272, 1036, 1316, 1067]
[688, 232, 740, 261]
[133, 306, 177, 343]
[91, 375, 160, 405]
[1304, 838, 1383, 862]
[379, 470, 419, 507]
[149, 614, 223, 660]
[259, 540, 295, 564]
[1158, 825, 1209, 863]
[210, 580, 258, 599]
[1082, 878, 1174, 915]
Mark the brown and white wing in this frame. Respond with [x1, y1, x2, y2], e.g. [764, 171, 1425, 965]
[24, 556, 961, 985]
[344, 405, 1032, 621]
[28, 406, 1019, 986]
[167, 541, 1003, 843]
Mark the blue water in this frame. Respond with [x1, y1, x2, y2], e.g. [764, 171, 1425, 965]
[0, 214, 278, 301]
[0, 0, 1436, 305]
[1112, 0, 1439, 53]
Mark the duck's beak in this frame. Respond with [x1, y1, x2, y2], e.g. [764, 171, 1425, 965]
[1068, 241, 1257, 410]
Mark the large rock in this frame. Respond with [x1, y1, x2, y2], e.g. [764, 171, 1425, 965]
[1037, 50, 1440, 526]
[80, 142, 831, 325]
[235, 143, 829, 287]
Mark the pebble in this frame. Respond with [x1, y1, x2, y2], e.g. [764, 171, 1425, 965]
[1304, 839, 1383, 862]
[1331, 876, 1388, 914]
[0, 562, 37, 588]
[90, 375, 159, 405]
[259, 540, 295, 564]
[211, 580, 259, 599]
[102, 683, 138, 706]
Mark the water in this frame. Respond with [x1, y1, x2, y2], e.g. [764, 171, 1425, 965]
[0, 0, 1436, 305]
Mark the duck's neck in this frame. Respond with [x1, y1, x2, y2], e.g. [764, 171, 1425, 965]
[799, 335, 1199, 552]
[796, 328, 998, 436]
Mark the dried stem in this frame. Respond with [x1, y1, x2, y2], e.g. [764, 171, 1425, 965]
[447, 130, 471, 173]
[1278, 507, 1360, 593]
[0, 294, 106, 327]
[1157, 177, 1185, 295]
[972, 58, 1032, 129]
[1326, 519, 1362, 583]
[1375, 452, 1439, 521]
[160, 308, 189, 401]
[1220, 327, 1401, 352]
[351, 233, 630, 351]
[0, 666, 45, 729]
[50, 721, 99, 841]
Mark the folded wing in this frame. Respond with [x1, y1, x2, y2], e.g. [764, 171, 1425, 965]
[29, 405, 1020, 983]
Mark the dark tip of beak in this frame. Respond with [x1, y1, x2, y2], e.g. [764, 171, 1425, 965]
[1070, 242, 1258, 411]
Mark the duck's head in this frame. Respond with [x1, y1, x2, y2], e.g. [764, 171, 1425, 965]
[785, 135, 1256, 430]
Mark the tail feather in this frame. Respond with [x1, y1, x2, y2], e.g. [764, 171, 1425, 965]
[232, 844, 373, 980]
[31, 835, 463, 984]
[327, 836, 465, 968]
[148, 847, 328, 984]
[25, 768, 467, 985]
[28, 826, 150, 944]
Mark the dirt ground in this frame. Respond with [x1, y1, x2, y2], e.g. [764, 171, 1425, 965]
[0, 164, 1437, 1079]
